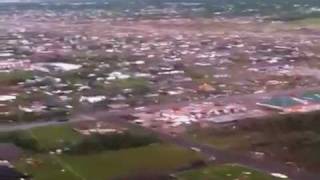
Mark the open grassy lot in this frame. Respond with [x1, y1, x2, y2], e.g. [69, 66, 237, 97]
[0, 123, 161, 152]
[177, 164, 280, 180]
[29, 125, 82, 150]
[16, 155, 79, 180]
[187, 111, 320, 172]
[0, 124, 82, 151]
[189, 130, 254, 150]
[5, 124, 202, 179]
[15, 144, 202, 180]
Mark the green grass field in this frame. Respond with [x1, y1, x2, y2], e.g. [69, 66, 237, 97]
[29, 125, 82, 150]
[0, 125, 83, 152]
[187, 111, 320, 172]
[190, 132, 253, 150]
[177, 164, 281, 180]
[9, 124, 203, 179]
[15, 144, 202, 180]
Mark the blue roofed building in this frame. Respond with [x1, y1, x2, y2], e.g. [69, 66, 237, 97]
[256, 95, 320, 113]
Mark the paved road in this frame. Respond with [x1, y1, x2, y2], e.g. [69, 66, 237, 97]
[0, 121, 63, 132]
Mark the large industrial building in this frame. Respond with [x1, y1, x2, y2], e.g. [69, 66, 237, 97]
[257, 91, 320, 113]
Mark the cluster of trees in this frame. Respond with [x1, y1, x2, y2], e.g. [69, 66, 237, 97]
[0, 131, 40, 152]
[0, 130, 159, 154]
[68, 132, 159, 154]
[241, 111, 320, 133]
[239, 111, 320, 169]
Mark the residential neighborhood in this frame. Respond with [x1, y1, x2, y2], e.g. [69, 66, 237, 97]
[1, 0, 320, 180]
